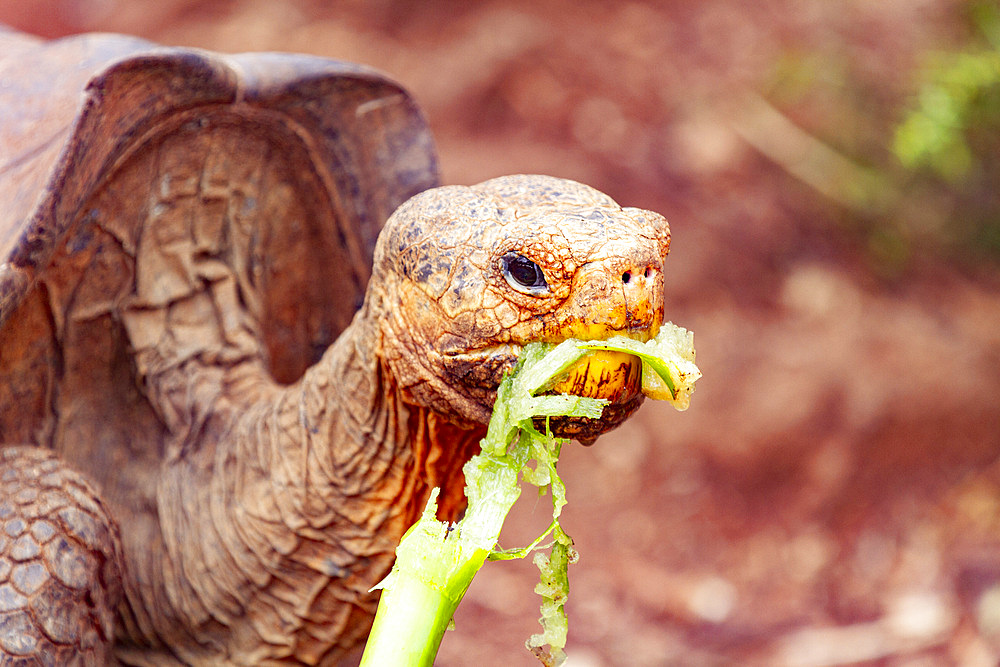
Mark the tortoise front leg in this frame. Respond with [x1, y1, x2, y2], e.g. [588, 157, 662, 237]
[0, 446, 123, 665]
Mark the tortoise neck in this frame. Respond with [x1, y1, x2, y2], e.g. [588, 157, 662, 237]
[128, 307, 485, 662]
[292, 305, 486, 522]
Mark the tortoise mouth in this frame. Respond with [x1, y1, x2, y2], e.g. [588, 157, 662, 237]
[539, 349, 644, 444]
[444, 327, 654, 443]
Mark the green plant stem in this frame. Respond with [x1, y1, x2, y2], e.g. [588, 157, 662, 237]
[359, 461, 521, 667]
[360, 327, 700, 666]
[359, 571, 460, 665]
[359, 519, 490, 666]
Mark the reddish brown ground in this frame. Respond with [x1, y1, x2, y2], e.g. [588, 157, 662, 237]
[4, 2, 1000, 665]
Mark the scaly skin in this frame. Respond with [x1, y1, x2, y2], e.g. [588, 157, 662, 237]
[0, 447, 123, 664]
[375, 175, 670, 425]
[0, 175, 669, 665]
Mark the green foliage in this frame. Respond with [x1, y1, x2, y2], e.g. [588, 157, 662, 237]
[888, 1, 1000, 262]
[893, 50, 1000, 181]
[759, 1, 1000, 270]
[361, 326, 700, 666]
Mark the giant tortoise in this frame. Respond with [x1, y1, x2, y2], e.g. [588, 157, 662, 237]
[0, 29, 671, 665]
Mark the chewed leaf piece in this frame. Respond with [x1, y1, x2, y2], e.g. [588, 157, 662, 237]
[578, 321, 701, 410]
[362, 321, 700, 667]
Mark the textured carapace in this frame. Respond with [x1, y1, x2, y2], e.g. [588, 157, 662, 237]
[0, 29, 672, 667]
[0, 447, 123, 663]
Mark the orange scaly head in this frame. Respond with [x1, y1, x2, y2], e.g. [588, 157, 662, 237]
[371, 175, 671, 440]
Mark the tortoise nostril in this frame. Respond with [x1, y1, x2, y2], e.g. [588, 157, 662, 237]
[644, 266, 652, 278]
[622, 271, 631, 284]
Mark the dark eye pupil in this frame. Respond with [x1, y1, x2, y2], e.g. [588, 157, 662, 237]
[503, 253, 548, 291]
[509, 257, 541, 286]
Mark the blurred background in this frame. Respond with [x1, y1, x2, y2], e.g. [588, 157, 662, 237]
[3, 1, 1000, 665]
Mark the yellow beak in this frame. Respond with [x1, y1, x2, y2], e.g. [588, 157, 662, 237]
[546, 350, 641, 404]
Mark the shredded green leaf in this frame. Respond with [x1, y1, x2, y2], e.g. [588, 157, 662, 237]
[362, 322, 700, 667]
[579, 321, 701, 409]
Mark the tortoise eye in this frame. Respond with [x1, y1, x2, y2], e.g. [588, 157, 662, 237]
[502, 253, 549, 294]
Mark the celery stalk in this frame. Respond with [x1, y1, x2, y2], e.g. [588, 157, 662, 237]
[359, 488, 492, 665]
[360, 324, 699, 667]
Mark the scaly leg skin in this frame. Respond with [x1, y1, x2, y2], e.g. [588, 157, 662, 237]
[0, 447, 123, 665]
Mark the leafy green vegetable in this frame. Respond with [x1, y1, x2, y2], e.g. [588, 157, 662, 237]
[360, 323, 699, 667]
[578, 322, 701, 409]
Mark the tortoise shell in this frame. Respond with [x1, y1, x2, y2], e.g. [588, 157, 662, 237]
[0, 28, 438, 457]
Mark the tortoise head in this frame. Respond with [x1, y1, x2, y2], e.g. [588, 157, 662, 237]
[371, 174, 671, 438]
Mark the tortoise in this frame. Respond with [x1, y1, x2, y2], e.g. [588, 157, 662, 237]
[0, 28, 672, 665]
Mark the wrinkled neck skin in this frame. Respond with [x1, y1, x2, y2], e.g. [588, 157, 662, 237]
[117, 295, 484, 665]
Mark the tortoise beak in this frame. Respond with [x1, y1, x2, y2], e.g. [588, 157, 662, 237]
[539, 348, 645, 445]
[551, 262, 664, 343]
[534, 261, 664, 444]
